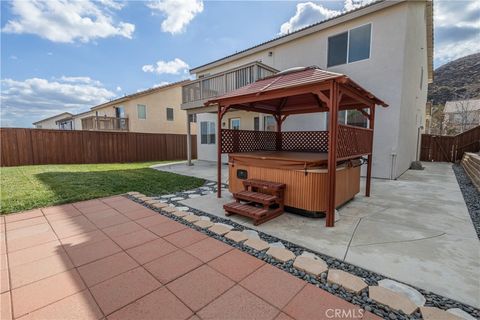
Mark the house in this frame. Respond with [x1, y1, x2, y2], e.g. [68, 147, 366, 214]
[443, 99, 480, 134]
[32, 81, 196, 135]
[32, 112, 73, 129]
[181, 0, 433, 180]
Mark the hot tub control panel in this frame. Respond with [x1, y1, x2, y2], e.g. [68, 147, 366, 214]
[237, 169, 248, 180]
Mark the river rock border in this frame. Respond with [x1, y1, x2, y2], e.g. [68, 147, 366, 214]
[452, 163, 480, 239]
[126, 181, 479, 320]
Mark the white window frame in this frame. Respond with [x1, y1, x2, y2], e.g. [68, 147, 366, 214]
[229, 118, 241, 130]
[327, 23, 372, 67]
[137, 104, 146, 120]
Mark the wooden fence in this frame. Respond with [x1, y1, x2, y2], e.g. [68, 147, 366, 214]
[420, 126, 480, 162]
[0, 128, 197, 167]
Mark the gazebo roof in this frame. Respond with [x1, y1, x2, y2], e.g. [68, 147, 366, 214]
[206, 66, 387, 115]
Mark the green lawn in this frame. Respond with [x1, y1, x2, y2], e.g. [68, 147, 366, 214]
[0, 162, 204, 214]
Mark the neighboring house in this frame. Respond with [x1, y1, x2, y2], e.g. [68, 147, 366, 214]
[443, 99, 480, 134]
[32, 112, 73, 129]
[32, 81, 195, 134]
[181, 0, 433, 179]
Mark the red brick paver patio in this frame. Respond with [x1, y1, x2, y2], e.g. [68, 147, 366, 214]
[0, 196, 380, 320]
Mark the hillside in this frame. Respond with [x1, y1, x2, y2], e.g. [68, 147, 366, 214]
[428, 53, 480, 105]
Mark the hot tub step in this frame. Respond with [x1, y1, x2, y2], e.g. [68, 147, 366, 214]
[233, 190, 277, 205]
[223, 202, 283, 226]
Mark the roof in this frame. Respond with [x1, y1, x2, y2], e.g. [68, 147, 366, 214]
[91, 80, 190, 111]
[207, 66, 387, 111]
[191, 0, 433, 81]
[32, 112, 73, 125]
[444, 99, 480, 113]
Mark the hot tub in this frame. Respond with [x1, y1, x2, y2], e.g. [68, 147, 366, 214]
[228, 151, 360, 217]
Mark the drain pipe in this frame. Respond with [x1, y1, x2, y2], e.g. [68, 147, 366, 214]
[416, 126, 424, 161]
[390, 153, 397, 180]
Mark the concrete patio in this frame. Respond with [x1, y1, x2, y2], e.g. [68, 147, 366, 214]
[0, 197, 380, 320]
[156, 161, 480, 308]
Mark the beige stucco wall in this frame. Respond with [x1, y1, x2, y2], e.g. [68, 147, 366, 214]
[193, 1, 429, 179]
[33, 114, 71, 129]
[93, 85, 195, 134]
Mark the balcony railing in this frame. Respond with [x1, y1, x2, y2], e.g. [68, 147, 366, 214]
[81, 116, 129, 131]
[181, 61, 278, 109]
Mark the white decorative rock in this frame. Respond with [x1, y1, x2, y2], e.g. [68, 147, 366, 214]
[378, 279, 426, 306]
[268, 241, 285, 249]
[327, 269, 367, 294]
[171, 197, 184, 201]
[161, 194, 176, 198]
[447, 308, 476, 320]
[175, 207, 189, 211]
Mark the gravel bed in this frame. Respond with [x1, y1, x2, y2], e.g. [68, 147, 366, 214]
[128, 181, 480, 320]
[453, 163, 480, 239]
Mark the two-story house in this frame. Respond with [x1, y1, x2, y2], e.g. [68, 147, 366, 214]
[181, 0, 433, 179]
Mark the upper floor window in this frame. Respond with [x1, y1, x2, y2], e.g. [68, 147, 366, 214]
[137, 104, 146, 120]
[166, 108, 174, 121]
[327, 24, 371, 67]
[189, 114, 197, 123]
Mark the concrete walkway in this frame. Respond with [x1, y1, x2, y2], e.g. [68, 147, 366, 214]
[1, 197, 380, 320]
[158, 161, 480, 308]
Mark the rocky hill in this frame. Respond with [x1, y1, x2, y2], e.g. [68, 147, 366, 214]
[428, 52, 480, 105]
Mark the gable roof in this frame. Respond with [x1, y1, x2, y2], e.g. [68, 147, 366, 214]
[91, 80, 190, 111]
[32, 112, 73, 125]
[191, 0, 433, 81]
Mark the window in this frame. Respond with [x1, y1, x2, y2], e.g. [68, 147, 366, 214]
[166, 108, 174, 121]
[264, 115, 276, 131]
[115, 106, 125, 118]
[200, 121, 216, 144]
[137, 104, 146, 119]
[230, 118, 240, 130]
[327, 24, 371, 67]
[254, 117, 260, 131]
[189, 114, 197, 123]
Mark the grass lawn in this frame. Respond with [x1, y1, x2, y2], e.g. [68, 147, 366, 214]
[1, 162, 204, 214]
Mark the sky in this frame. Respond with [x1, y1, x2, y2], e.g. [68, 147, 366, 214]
[1, 0, 479, 128]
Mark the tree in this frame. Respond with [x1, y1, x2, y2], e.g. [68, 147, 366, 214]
[452, 98, 476, 133]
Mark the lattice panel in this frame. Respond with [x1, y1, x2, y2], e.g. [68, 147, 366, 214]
[281, 131, 329, 152]
[337, 125, 373, 159]
[221, 129, 277, 153]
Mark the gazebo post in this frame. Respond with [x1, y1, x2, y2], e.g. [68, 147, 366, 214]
[366, 105, 376, 197]
[217, 104, 223, 198]
[326, 81, 339, 227]
[275, 115, 282, 151]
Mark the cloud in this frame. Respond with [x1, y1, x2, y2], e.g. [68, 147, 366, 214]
[147, 0, 203, 34]
[434, 0, 480, 66]
[116, 86, 122, 92]
[0, 77, 116, 127]
[2, 0, 135, 43]
[142, 58, 189, 75]
[279, 1, 376, 35]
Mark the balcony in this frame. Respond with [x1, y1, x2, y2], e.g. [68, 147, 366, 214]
[81, 116, 129, 131]
[181, 61, 278, 110]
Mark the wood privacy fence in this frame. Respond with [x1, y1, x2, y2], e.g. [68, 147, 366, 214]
[420, 125, 480, 162]
[0, 128, 197, 167]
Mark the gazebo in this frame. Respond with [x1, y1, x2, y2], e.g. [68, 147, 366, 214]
[206, 66, 387, 227]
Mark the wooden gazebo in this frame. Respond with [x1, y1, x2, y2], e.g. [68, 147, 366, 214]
[207, 67, 387, 227]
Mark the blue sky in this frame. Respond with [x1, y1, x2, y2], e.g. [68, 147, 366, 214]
[1, 0, 479, 128]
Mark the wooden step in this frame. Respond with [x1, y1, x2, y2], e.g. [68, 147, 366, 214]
[243, 179, 286, 191]
[233, 190, 277, 205]
[224, 202, 268, 218]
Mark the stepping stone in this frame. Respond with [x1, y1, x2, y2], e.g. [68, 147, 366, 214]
[447, 308, 476, 320]
[145, 199, 161, 205]
[327, 269, 367, 294]
[225, 231, 249, 242]
[183, 214, 200, 223]
[209, 223, 233, 236]
[132, 193, 146, 198]
[194, 220, 214, 228]
[244, 238, 270, 251]
[152, 202, 168, 209]
[138, 196, 151, 201]
[242, 230, 260, 239]
[175, 207, 189, 211]
[420, 307, 463, 320]
[293, 256, 328, 277]
[172, 211, 189, 218]
[189, 194, 201, 198]
[161, 194, 176, 198]
[161, 206, 177, 213]
[266, 247, 295, 262]
[378, 279, 425, 306]
[127, 191, 141, 195]
[369, 286, 418, 315]
[183, 190, 197, 194]
[171, 197, 184, 201]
